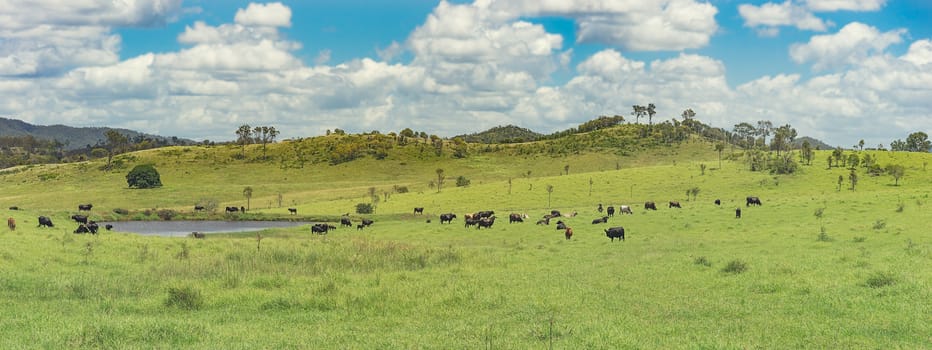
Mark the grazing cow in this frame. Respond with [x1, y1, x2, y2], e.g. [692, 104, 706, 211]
[591, 216, 609, 224]
[340, 217, 352, 227]
[563, 211, 578, 218]
[606, 206, 615, 217]
[605, 227, 625, 242]
[464, 218, 480, 228]
[288, 208, 297, 215]
[194, 205, 205, 211]
[78, 204, 93, 211]
[191, 232, 206, 239]
[8, 206, 18, 210]
[564, 227, 573, 240]
[414, 207, 424, 215]
[477, 210, 495, 219]
[7, 217, 14, 231]
[71, 214, 89, 224]
[509, 213, 524, 223]
[556, 220, 566, 230]
[361, 219, 374, 227]
[357, 224, 365, 230]
[311, 224, 330, 234]
[37, 216, 54, 227]
[105, 224, 114, 231]
[619, 205, 633, 215]
[746, 196, 762, 206]
[669, 201, 681, 208]
[477, 217, 495, 229]
[536, 218, 549, 225]
[225, 206, 239, 213]
[74, 223, 99, 234]
[735, 208, 742, 218]
[74, 224, 90, 234]
[440, 213, 457, 224]
[644, 202, 657, 210]
[597, 204, 603, 213]
[240, 206, 246, 213]
[714, 199, 721, 206]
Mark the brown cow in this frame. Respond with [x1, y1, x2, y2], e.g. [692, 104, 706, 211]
[564, 227, 573, 240]
[7, 217, 14, 231]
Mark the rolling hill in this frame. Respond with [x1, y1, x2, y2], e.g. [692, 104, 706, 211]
[0, 116, 194, 150]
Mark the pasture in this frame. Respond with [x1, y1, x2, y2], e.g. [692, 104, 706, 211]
[1, 144, 931, 348]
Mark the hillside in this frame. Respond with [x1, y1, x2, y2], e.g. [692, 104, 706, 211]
[454, 124, 543, 143]
[791, 136, 834, 150]
[0, 117, 194, 150]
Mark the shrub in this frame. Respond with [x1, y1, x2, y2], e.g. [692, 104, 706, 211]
[126, 164, 162, 189]
[355, 203, 373, 214]
[721, 260, 748, 274]
[817, 226, 833, 242]
[872, 220, 886, 230]
[164, 286, 203, 310]
[693, 256, 712, 267]
[852, 236, 866, 243]
[157, 209, 177, 221]
[864, 272, 896, 288]
[393, 185, 409, 193]
[112, 208, 129, 215]
[456, 175, 471, 187]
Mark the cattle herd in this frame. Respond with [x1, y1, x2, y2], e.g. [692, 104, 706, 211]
[7, 196, 763, 242]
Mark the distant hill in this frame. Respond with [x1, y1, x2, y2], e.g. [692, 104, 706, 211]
[0, 117, 194, 150]
[454, 125, 543, 144]
[792, 136, 835, 150]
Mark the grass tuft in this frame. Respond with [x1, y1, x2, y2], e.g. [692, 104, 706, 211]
[721, 259, 748, 274]
[864, 272, 896, 288]
[164, 286, 204, 310]
[693, 256, 712, 267]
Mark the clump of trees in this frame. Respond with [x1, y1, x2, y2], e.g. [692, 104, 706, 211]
[126, 164, 162, 188]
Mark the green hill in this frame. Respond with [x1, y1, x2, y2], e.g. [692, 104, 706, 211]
[0, 116, 194, 150]
[1, 124, 930, 348]
[454, 124, 543, 143]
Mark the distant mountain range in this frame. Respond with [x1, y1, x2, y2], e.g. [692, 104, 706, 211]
[0, 117, 194, 150]
[791, 136, 835, 150]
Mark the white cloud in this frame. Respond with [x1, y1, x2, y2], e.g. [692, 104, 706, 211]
[315, 49, 332, 65]
[804, 0, 886, 12]
[739, 1, 830, 35]
[790, 22, 906, 70]
[234, 2, 291, 28]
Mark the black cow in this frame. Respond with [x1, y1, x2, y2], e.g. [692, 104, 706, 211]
[414, 207, 424, 215]
[477, 210, 495, 219]
[78, 204, 93, 211]
[509, 213, 524, 223]
[105, 224, 114, 231]
[440, 213, 457, 224]
[361, 219, 374, 227]
[746, 196, 762, 206]
[240, 206, 246, 213]
[288, 208, 297, 215]
[536, 218, 549, 225]
[669, 201, 681, 208]
[311, 223, 330, 234]
[191, 232, 206, 239]
[357, 224, 365, 230]
[71, 214, 88, 224]
[225, 206, 239, 213]
[8, 206, 18, 210]
[597, 204, 603, 213]
[37, 216, 54, 227]
[605, 227, 625, 241]
[714, 199, 721, 206]
[74, 223, 99, 234]
[477, 217, 495, 229]
[735, 208, 742, 218]
[550, 210, 562, 217]
[592, 216, 609, 224]
[606, 206, 615, 217]
[194, 205, 205, 211]
[465, 218, 480, 228]
[556, 220, 566, 230]
[340, 217, 352, 227]
[644, 202, 657, 210]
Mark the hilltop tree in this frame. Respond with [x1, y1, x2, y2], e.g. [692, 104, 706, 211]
[890, 139, 907, 152]
[771, 124, 796, 156]
[756, 120, 773, 146]
[435, 168, 446, 193]
[832, 147, 844, 168]
[126, 164, 162, 189]
[714, 143, 725, 169]
[733, 123, 756, 149]
[849, 169, 858, 191]
[243, 186, 253, 211]
[253, 126, 279, 160]
[236, 124, 252, 158]
[905, 132, 931, 152]
[104, 129, 129, 170]
[801, 140, 814, 165]
[646, 103, 657, 127]
[632, 105, 646, 124]
[886, 164, 905, 185]
[847, 153, 860, 169]
[858, 139, 865, 151]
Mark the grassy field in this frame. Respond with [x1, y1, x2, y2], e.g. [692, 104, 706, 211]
[1, 142, 931, 348]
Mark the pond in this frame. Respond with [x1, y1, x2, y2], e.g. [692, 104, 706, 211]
[98, 220, 308, 237]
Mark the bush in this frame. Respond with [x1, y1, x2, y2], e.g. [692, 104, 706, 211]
[157, 209, 177, 221]
[356, 203, 373, 214]
[393, 185, 409, 193]
[864, 272, 896, 288]
[693, 256, 712, 267]
[164, 286, 203, 310]
[126, 164, 162, 189]
[112, 208, 129, 215]
[872, 220, 886, 230]
[456, 175, 471, 187]
[721, 260, 748, 274]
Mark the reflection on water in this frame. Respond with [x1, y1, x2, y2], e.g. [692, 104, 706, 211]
[98, 220, 307, 237]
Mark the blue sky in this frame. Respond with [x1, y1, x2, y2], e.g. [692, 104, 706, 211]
[2, 0, 931, 147]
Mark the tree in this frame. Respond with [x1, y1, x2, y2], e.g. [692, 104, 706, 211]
[700, 163, 706, 175]
[688, 187, 700, 201]
[732, 123, 756, 149]
[126, 164, 162, 189]
[564, 164, 570, 175]
[832, 147, 844, 168]
[905, 132, 931, 152]
[890, 139, 907, 152]
[714, 143, 725, 169]
[243, 186, 253, 211]
[801, 140, 814, 165]
[104, 130, 129, 170]
[435, 168, 446, 193]
[837, 175, 844, 192]
[632, 105, 645, 124]
[770, 124, 796, 156]
[236, 124, 252, 158]
[681, 109, 696, 121]
[886, 164, 905, 185]
[646, 103, 657, 127]
[858, 139, 865, 151]
[546, 184, 554, 208]
[847, 153, 860, 169]
[849, 169, 858, 191]
[756, 120, 773, 147]
[456, 175, 470, 187]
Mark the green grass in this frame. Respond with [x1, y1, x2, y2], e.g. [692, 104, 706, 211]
[1, 142, 931, 348]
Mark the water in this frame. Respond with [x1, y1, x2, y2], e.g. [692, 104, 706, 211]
[98, 220, 307, 237]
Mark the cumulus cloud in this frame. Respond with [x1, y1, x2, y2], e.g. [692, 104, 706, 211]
[790, 22, 906, 70]
[804, 0, 886, 11]
[234, 2, 291, 28]
[739, 1, 831, 36]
